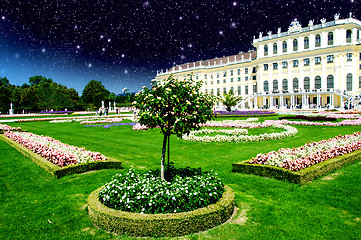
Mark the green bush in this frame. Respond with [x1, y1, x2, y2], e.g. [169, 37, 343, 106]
[0, 134, 122, 178]
[99, 167, 224, 214]
[232, 149, 361, 184]
[88, 185, 235, 237]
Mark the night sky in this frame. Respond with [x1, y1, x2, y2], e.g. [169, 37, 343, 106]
[1, 1, 360, 95]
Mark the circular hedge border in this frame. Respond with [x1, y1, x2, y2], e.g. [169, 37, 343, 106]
[87, 185, 235, 237]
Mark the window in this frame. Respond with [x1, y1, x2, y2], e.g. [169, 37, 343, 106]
[273, 63, 278, 70]
[328, 32, 334, 45]
[282, 41, 287, 53]
[252, 67, 256, 73]
[315, 34, 321, 47]
[217, 72, 220, 78]
[347, 73, 353, 91]
[327, 55, 334, 63]
[346, 29, 352, 43]
[304, 58, 310, 66]
[315, 57, 321, 65]
[204, 81, 207, 85]
[230, 78, 234, 82]
[293, 60, 299, 67]
[223, 87, 227, 94]
[237, 77, 241, 82]
[252, 76, 256, 80]
[245, 76, 249, 81]
[264, 45, 268, 56]
[205, 89, 208, 93]
[304, 77, 310, 90]
[293, 39, 298, 51]
[315, 76, 321, 89]
[273, 79, 278, 91]
[273, 43, 277, 54]
[359, 76, 361, 88]
[293, 78, 299, 90]
[245, 86, 249, 94]
[223, 71, 227, 77]
[211, 80, 213, 85]
[217, 80, 220, 84]
[196, 75, 199, 80]
[230, 70, 233, 76]
[237, 69, 241, 75]
[253, 84, 257, 93]
[282, 79, 288, 91]
[327, 75, 334, 89]
[359, 64, 361, 70]
[223, 79, 226, 83]
[211, 89, 214, 94]
[360, 53, 361, 61]
[264, 64, 269, 71]
[347, 53, 353, 61]
[238, 86, 241, 95]
[211, 74, 213, 79]
[245, 68, 248, 74]
[304, 37, 309, 49]
[230, 87, 234, 94]
[217, 88, 220, 95]
[264, 80, 269, 92]
[282, 61, 288, 68]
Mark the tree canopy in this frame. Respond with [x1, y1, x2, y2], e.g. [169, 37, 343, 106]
[220, 90, 243, 111]
[81, 80, 109, 109]
[134, 74, 215, 180]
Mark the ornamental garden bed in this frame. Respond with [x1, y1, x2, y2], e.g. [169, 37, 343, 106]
[214, 110, 277, 118]
[232, 132, 361, 184]
[0, 132, 122, 178]
[279, 115, 337, 121]
[88, 185, 235, 237]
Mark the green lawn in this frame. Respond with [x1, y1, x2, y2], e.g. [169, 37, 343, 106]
[1, 119, 360, 239]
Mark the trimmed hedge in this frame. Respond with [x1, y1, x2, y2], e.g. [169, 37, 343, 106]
[232, 149, 361, 184]
[279, 115, 337, 121]
[87, 185, 235, 237]
[0, 134, 122, 178]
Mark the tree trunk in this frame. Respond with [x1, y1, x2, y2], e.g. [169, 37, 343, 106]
[161, 133, 168, 181]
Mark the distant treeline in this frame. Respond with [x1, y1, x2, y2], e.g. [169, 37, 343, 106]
[0, 76, 134, 114]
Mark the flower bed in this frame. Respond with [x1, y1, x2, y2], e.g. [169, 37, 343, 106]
[0, 124, 21, 133]
[88, 168, 235, 237]
[182, 124, 298, 143]
[4, 131, 106, 167]
[214, 110, 276, 117]
[264, 118, 361, 127]
[80, 118, 123, 124]
[249, 132, 361, 171]
[85, 122, 137, 128]
[279, 115, 337, 121]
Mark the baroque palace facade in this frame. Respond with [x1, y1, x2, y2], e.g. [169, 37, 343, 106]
[155, 14, 361, 110]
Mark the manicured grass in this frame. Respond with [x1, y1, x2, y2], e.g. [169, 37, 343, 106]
[1, 119, 361, 239]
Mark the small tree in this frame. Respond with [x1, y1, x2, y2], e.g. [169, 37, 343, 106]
[134, 74, 215, 180]
[220, 90, 243, 111]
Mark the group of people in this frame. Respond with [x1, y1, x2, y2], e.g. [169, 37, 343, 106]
[96, 107, 109, 116]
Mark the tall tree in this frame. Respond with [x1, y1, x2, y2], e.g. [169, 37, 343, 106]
[0, 77, 11, 114]
[134, 74, 215, 180]
[82, 80, 108, 108]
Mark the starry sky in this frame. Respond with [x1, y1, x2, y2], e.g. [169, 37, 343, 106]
[0, 0, 360, 95]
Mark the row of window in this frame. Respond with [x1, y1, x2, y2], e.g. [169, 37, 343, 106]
[263, 74, 355, 92]
[264, 30, 356, 56]
[204, 75, 257, 85]
[201, 67, 257, 79]
[264, 54, 354, 71]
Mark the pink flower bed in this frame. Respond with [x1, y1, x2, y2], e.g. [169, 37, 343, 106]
[4, 131, 106, 167]
[0, 124, 21, 132]
[250, 132, 361, 171]
[264, 118, 361, 127]
[80, 118, 123, 125]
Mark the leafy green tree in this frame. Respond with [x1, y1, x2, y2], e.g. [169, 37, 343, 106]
[220, 90, 243, 111]
[82, 80, 108, 108]
[134, 74, 215, 180]
[0, 77, 11, 114]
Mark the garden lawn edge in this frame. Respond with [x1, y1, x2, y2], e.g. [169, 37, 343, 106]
[87, 185, 235, 237]
[0, 134, 122, 178]
[232, 149, 361, 184]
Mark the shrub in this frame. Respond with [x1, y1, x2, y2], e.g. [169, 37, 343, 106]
[99, 166, 224, 214]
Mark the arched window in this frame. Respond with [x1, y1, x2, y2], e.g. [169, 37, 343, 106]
[359, 76, 361, 88]
[328, 32, 334, 45]
[282, 41, 287, 53]
[293, 78, 299, 90]
[327, 75, 334, 89]
[264, 45, 268, 56]
[273, 43, 278, 54]
[346, 29, 352, 43]
[304, 37, 309, 49]
[282, 79, 288, 91]
[315, 76, 321, 89]
[347, 73, 353, 91]
[273, 79, 278, 91]
[315, 34, 321, 47]
[264, 80, 269, 92]
[304, 77, 310, 90]
[293, 39, 298, 51]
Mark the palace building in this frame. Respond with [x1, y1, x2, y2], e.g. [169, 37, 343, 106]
[155, 14, 361, 110]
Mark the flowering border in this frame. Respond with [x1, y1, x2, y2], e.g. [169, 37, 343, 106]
[88, 185, 234, 237]
[0, 134, 122, 178]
